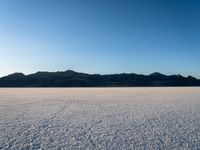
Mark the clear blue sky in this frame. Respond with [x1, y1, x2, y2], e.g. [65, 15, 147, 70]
[0, 0, 200, 78]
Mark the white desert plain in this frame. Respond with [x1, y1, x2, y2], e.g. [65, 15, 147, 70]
[0, 87, 200, 149]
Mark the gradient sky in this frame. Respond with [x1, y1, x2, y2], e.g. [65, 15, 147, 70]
[0, 0, 200, 78]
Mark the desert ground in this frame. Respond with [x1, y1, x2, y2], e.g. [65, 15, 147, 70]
[0, 87, 200, 149]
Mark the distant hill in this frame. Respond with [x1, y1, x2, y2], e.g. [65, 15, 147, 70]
[0, 70, 199, 87]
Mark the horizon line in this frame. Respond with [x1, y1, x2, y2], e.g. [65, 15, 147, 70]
[1, 70, 199, 80]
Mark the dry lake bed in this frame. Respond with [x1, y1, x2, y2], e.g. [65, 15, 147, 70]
[0, 87, 200, 149]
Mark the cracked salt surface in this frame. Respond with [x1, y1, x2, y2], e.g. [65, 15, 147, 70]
[0, 87, 200, 149]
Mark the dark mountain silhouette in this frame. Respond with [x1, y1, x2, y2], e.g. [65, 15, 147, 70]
[0, 70, 199, 87]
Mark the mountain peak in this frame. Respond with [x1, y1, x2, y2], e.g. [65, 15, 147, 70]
[7, 73, 25, 77]
[65, 70, 76, 73]
[149, 72, 165, 76]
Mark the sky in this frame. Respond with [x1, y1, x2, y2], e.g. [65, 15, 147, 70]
[0, 0, 200, 78]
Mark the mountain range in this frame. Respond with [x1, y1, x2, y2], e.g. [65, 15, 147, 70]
[0, 70, 199, 87]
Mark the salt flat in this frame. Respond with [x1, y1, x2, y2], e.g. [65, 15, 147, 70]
[0, 87, 200, 150]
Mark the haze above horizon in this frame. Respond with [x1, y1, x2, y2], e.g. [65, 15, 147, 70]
[0, 0, 200, 78]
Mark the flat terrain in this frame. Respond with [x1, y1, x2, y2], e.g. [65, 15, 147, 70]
[0, 88, 200, 149]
